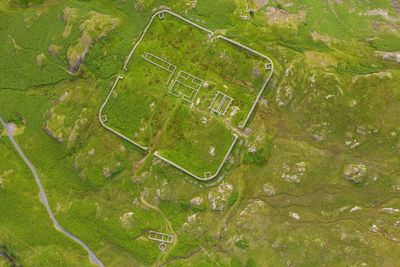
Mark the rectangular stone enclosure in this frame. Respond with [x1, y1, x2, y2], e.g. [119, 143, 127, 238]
[100, 10, 273, 180]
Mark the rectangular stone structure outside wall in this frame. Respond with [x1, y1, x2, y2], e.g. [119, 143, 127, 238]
[148, 231, 173, 244]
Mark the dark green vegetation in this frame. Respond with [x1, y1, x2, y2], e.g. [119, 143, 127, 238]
[0, 0, 400, 266]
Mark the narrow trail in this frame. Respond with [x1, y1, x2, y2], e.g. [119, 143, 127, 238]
[0, 117, 104, 267]
[139, 190, 178, 265]
[140, 190, 176, 237]
[131, 154, 178, 265]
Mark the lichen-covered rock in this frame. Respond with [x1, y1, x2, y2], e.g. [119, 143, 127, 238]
[382, 208, 399, 214]
[280, 162, 306, 183]
[209, 146, 215, 156]
[62, 7, 78, 38]
[103, 167, 111, 178]
[262, 183, 276, 196]
[344, 164, 367, 183]
[208, 182, 233, 211]
[289, 211, 300, 220]
[181, 213, 204, 237]
[190, 196, 203, 206]
[119, 211, 133, 229]
[48, 44, 63, 58]
[67, 11, 119, 71]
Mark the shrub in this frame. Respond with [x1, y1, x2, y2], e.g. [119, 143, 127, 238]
[246, 258, 257, 267]
[231, 258, 243, 267]
[228, 191, 239, 206]
[243, 148, 267, 164]
[336, 62, 383, 76]
[369, 35, 400, 52]
[235, 238, 249, 249]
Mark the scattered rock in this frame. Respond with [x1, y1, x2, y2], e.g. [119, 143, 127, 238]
[73, 154, 80, 169]
[370, 224, 380, 233]
[44, 126, 63, 143]
[248, 145, 256, 153]
[88, 148, 95, 156]
[382, 208, 399, 214]
[229, 106, 239, 118]
[289, 211, 300, 220]
[357, 125, 366, 136]
[190, 196, 203, 206]
[309, 122, 330, 142]
[252, 65, 262, 77]
[209, 146, 215, 156]
[350, 206, 362, 212]
[263, 6, 306, 30]
[103, 167, 111, 178]
[280, 162, 305, 183]
[182, 213, 204, 236]
[360, 8, 400, 22]
[376, 51, 400, 63]
[276, 85, 293, 106]
[259, 97, 268, 109]
[352, 71, 392, 83]
[263, 183, 276, 196]
[36, 53, 45, 67]
[344, 164, 367, 184]
[48, 44, 63, 58]
[120, 211, 133, 225]
[391, 0, 400, 16]
[392, 180, 400, 191]
[340, 206, 348, 212]
[208, 182, 233, 211]
[349, 99, 357, 107]
[239, 200, 265, 218]
[59, 91, 69, 102]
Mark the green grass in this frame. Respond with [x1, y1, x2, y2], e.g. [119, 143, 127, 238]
[1, 0, 400, 266]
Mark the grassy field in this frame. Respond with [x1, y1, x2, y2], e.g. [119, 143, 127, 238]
[0, 0, 399, 266]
